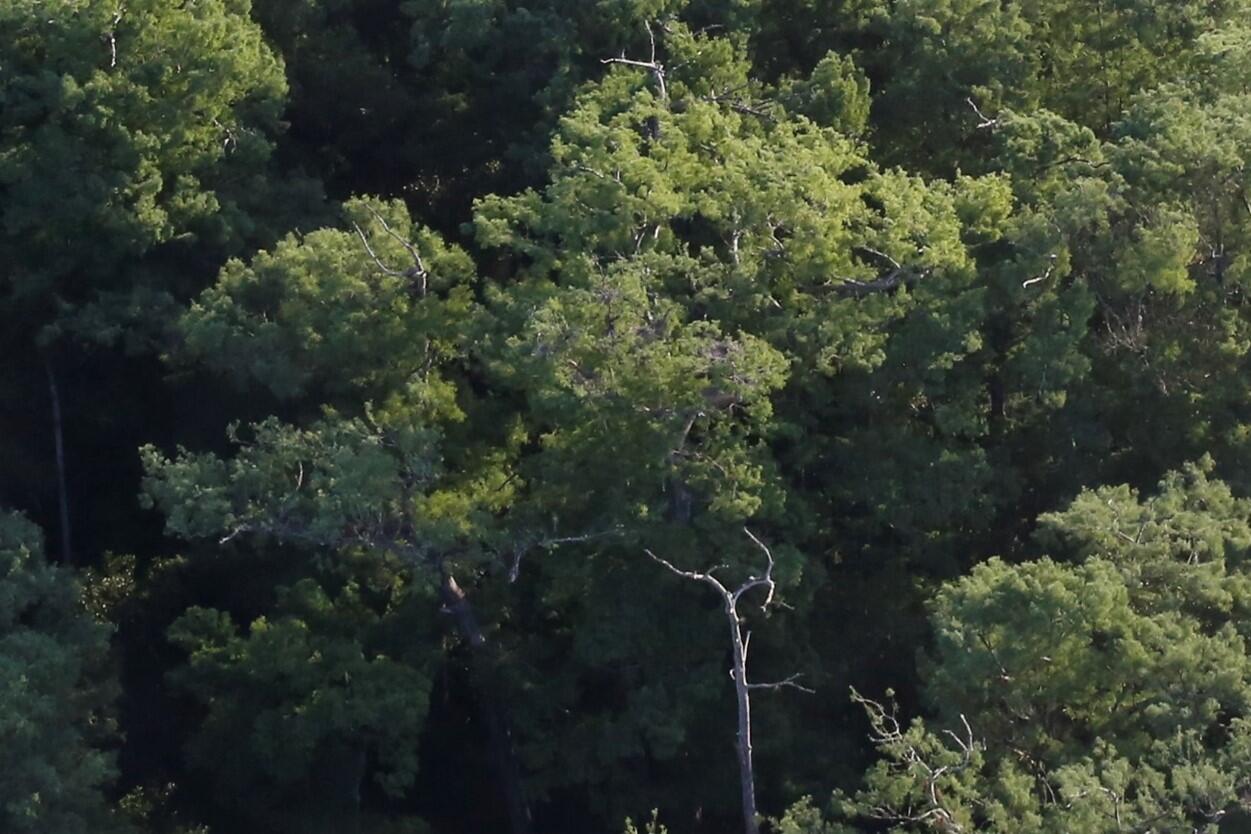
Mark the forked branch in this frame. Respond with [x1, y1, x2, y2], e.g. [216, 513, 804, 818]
[603, 21, 668, 101]
[352, 205, 429, 296]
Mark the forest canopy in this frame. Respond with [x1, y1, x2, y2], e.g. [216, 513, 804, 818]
[4, 0, 1251, 832]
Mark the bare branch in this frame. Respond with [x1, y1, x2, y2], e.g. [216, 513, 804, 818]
[645, 548, 731, 597]
[353, 222, 405, 277]
[854, 245, 903, 271]
[107, 6, 124, 68]
[941, 714, 976, 757]
[646, 528, 804, 834]
[747, 673, 815, 694]
[832, 266, 932, 298]
[703, 87, 776, 121]
[738, 527, 777, 610]
[1022, 254, 1058, 289]
[508, 527, 624, 583]
[602, 21, 668, 101]
[353, 205, 429, 296]
[218, 525, 249, 546]
[966, 96, 999, 129]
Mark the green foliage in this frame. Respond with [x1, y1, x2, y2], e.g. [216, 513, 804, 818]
[812, 464, 1251, 833]
[179, 198, 478, 402]
[167, 580, 436, 822]
[0, 0, 286, 301]
[15, 1, 1251, 832]
[0, 511, 125, 833]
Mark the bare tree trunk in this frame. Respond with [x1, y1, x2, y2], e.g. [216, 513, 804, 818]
[646, 530, 811, 834]
[44, 356, 72, 565]
[728, 614, 759, 834]
[439, 571, 533, 834]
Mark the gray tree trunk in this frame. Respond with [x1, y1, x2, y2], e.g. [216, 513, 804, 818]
[44, 357, 72, 565]
[728, 613, 760, 834]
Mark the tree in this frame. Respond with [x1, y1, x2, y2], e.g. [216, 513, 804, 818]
[789, 461, 1251, 833]
[167, 578, 437, 833]
[646, 529, 811, 834]
[0, 511, 126, 833]
[141, 406, 539, 834]
[0, 0, 291, 561]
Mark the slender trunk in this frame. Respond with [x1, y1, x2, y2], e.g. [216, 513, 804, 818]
[728, 612, 759, 834]
[988, 373, 1005, 440]
[44, 357, 72, 565]
[439, 571, 533, 834]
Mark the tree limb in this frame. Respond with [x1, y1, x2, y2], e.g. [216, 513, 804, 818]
[966, 96, 999, 129]
[352, 205, 428, 296]
[602, 21, 668, 101]
[747, 674, 815, 694]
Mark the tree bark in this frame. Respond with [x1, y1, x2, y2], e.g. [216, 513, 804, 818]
[644, 532, 792, 834]
[439, 571, 533, 834]
[44, 356, 72, 565]
[728, 613, 760, 834]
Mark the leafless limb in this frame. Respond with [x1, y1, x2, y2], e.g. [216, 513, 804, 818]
[507, 526, 625, 583]
[703, 87, 776, 121]
[218, 525, 250, 546]
[826, 244, 935, 296]
[833, 266, 933, 298]
[645, 547, 730, 593]
[1035, 155, 1109, 173]
[1022, 254, 1059, 288]
[573, 164, 623, 184]
[974, 630, 1013, 684]
[854, 246, 903, 271]
[852, 690, 981, 834]
[106, 6, 124, 68]
[352, 205, 428, 297]
[739, 526, 777, 611]
[942, 714, 976, 757]
[747, 673, 815, 694]
[966, 96, 999, 130]
[645, 527, 807, 834]
[603, 21, 668, 101]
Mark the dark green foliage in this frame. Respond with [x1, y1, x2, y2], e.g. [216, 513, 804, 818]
[10, 1, 1251, 833]
[0, 511, 125, 833]
[791, 464, 1251, 833]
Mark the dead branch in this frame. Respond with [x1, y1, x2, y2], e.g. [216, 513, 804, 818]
[703, 89, 776, 121]
[854, 245, 903, 271]
[508, 526, 624, 583]
[747, 673, 815, 694]
[107, 7, 124, 68]
[833, 266, 933, 298]
[1022, 254, 1058, 289]
[739, 526, 777, 611]
[646, 528, 806, 834]
[851, 690, 981, 834]
[645, 547, 731, 596]
[602, 21, 668, 101]
[352, 205, 428, 296]
[966, 96, 999, 130]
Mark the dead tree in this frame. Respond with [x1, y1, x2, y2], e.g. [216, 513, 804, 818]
[646, 528, 812, 834]
[44, 356, 72, 564]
